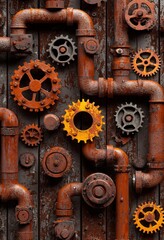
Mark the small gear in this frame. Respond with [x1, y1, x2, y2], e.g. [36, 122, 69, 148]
[132, 49, 161, 77]
[47, 35, 77, 66]
[133, 202, 164, 234]
[115, 102, 144, 135]
[21, 124, 43, 147]
[62, 99, 105, 143]
[125, 0, 156, 31]
[10, 60, 61, 112]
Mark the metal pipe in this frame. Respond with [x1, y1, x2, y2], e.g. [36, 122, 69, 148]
[56, 182, 83, 217]
[0, 108, 33, 240]
[82, 141, 129, 240]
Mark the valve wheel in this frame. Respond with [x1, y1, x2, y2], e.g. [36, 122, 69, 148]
[132, 49, 161, 77]
[47, 35, 77, 66]
[125, 0, 156, 31]
[133, 202, 164, 234]
[10, 60, 61, 112]
[21, 124, 43, 147]
[115, 102, 144, 135]
[82, 173, 116, 208]
[62, 99, 105, 143]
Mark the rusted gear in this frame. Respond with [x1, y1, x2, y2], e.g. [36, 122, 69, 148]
[82, 173, 116, 208]
[47, 35, 77, 66]
[42, 147, 72, 178]
[132, 49, 161, 77]
[10, 60, 61, 112]
[115, 102, 144, 135]
[83, 0, 107, 7]
[21, 124, 43, 147]
[133, 202, 164, 234]
[62, 99, 105, 143]
[125, 0, 156, 31]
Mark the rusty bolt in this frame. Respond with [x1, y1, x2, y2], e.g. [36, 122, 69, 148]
[60, 229, 69, 239]
[19, 153, 35, 168]
[84, 38, 99, 54]
[47, 69, 52, 73]
[116, 48, 123, 55]
[16, 207, 32, 224]
[43, 114, 60, 131]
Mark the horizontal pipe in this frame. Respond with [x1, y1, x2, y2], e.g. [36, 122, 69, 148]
[11, 8, 94, 34]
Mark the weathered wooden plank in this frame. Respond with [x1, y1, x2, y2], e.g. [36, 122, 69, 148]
[39, 0, 81, 239]
[7, 0, 39, 239]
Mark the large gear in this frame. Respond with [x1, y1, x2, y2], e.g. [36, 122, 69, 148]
[62, 99, 105, 143]
[133, 202, 164, 234]
[10, 60, 61, 112]
[125, 0, 156, 31]
[115, 102, 144, 135]
[21, 124, 43, 147]
[132, 49, 161, 77]
[47, 35, 77, 66]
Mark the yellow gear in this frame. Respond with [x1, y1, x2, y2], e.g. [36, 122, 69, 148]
[133, 202, 164, 234]
[62, 99, 105, 143]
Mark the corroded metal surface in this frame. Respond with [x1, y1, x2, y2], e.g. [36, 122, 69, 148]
[0, 0, 163, 239]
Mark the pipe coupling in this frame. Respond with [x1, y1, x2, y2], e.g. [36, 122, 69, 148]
[15, 206, 33, 224]
[54, 219, 75, 240]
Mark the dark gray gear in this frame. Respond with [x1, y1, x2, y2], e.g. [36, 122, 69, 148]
[47, 35, 77, 66]
[115, 102, 144, 135]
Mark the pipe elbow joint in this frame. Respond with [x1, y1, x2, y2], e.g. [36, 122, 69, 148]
[134, 170, 164, 193]
[10, 184, 33, 207]
[113, 148, 129, 166]
[11, 9, 30, 29]
[82, 141, 107, 165]
[0, 108, 18, 127]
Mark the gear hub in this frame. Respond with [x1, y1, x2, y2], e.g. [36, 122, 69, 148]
[47, 35, 77, 66]
[10, 60, 61, 112]
[82, 173, 116, 208]
[132, 49, 161, 77]
[125, 0, 156, 31]
[21, 124, 43, 147]
[133, 202, 164, 234]
[42, 147, 72, 178]
[62, 99, 105, 143]
[115, 102, 144, 135]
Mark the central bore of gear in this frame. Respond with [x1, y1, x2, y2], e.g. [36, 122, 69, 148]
[137, 10, 144, 17]
[29, 80, 41, 92]
[125, 114, 133, 122]
[144, 212, 155, 222]
[59, 46, 67, 54]
[93, 186, 105, 198]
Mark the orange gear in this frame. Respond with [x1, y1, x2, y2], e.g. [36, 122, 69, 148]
[133, 202, 164, 234]
[62, 99, 105, 143]
[10, 60, 61, 112]
[132, 49, 161, 77]
[21, 124, 43, 147]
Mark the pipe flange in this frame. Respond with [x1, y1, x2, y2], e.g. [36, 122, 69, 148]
[84, 38, 99, 54]
[10, 34, 33, 56]
[42, 147, 72, 178]
[62, 99, 105, 143]
[16, 206, 32, 225]
[82, 173, 116, 208]
[54, 220, 75, 240]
